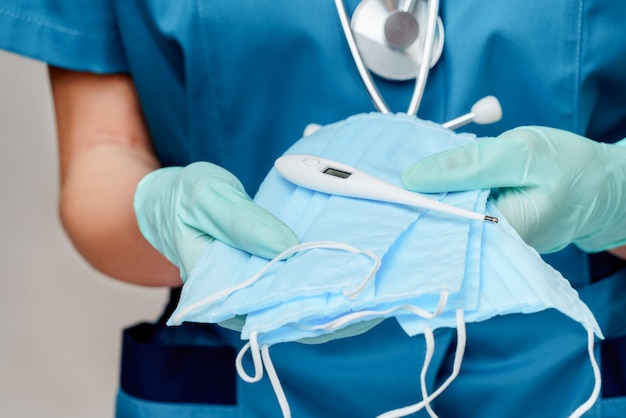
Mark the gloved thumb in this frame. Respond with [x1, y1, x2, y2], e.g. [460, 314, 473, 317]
[401, 133, 540, 193]
[135, 163, 300, 281]
[176, 185, 300, 280]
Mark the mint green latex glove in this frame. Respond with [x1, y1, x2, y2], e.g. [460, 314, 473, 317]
[402, 126, 626, 254]
[134, 162, 299, 281]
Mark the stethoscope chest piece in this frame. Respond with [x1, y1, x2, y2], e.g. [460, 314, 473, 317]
[351, 0, 444, 81]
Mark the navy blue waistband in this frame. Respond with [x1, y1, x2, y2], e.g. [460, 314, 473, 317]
[120, 321, 237, 404]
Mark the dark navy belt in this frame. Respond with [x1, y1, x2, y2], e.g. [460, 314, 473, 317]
[119, 288, 237, 405]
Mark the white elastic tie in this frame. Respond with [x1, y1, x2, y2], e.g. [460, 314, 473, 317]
[272, 240, 380, 298]
[262, 345, 291, 418]
[235, 330, 264, 383]
[567, 328, 601, 418]
[301, 290, 449, 333]
[420, 328, 436, 417]
[235, 331, 292, 418]
[240, 314, 598, 418]
[170, 240, 380, 324]
[377, 309, 467, 418]
[239, 293, 449, 417]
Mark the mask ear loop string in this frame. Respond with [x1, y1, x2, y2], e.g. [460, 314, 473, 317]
[240, 291, 450, 418]
[235, 330, 264, 383]
[420, 327, 436, 416]
[239, 314, 599, 418]
[568, 328, 601, 418]
[230, 241, 381, 418]
[377, 309, 467, 418]
[407, 0, 440, 116]
[261, 344, 291, 418]
[300, 290, 449, 333]
[235, 331, 292, 418]
[170, 240, 380, 324]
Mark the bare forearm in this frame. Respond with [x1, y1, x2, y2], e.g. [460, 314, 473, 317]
[50, 67, 181, 287]
[60, 142, 181, 286]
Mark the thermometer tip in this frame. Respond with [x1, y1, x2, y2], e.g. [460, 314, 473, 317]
[484, 215, 499, 224]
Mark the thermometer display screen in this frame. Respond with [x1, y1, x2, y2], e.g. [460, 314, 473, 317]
[323, 167, 352, 179]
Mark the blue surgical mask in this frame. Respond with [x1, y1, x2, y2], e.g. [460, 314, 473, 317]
[168, 113, 602, 418]
[169, 113, 479, 332]
[238, 187, 489, 346]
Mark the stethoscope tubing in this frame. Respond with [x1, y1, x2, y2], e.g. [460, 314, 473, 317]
[335, 0, 441, 116]
[335, 0, 391, 114]
[407, 0, 439, 116]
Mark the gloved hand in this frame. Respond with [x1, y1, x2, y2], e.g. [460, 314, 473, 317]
[134, 162, 299, 281]
[402, 126, 626, 254]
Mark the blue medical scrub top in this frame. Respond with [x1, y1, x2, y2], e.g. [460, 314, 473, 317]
[2, 1, 626, 417]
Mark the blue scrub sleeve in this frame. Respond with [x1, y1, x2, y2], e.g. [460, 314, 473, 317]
[0, 0, 128, 73]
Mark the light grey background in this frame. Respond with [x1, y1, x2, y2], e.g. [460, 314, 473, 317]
[0, 50, 168, 417]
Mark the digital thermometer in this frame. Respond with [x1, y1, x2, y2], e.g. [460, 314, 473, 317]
[274, 154, 498, 223]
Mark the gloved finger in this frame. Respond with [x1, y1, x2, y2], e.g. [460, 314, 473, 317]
[177, 234, 214, 281]
[487, 186, 566, 254]
[135, 163, 300, 281]
[178, 164, 299, 260]
[401, 128, 548, 193]
[184, 185, 299, 258]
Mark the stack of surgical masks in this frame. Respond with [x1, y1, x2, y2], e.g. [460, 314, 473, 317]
[168, 113, 603, 418]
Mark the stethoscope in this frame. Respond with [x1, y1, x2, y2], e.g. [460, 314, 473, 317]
[335, 0, 502, 129]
